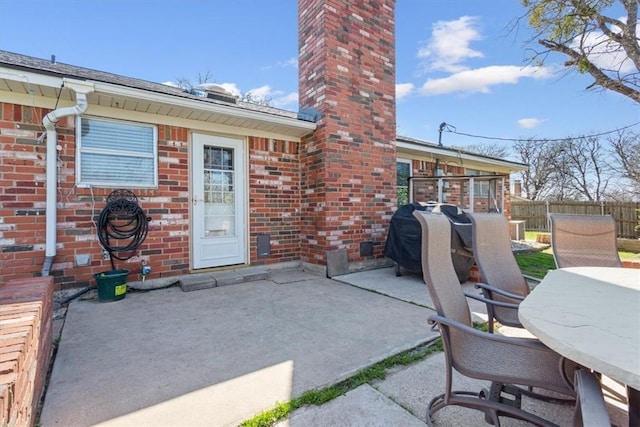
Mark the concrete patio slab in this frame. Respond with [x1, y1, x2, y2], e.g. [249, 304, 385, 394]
[40, 272, 437, 427]
[280, 384, 425, 427]
[334, 267, 489, 323]
[40, 266, 629, 426]
[375, 352, 575, 426]
[374, 351, 629, 426]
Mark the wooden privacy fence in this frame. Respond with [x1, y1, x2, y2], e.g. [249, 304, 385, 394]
[511, 201, 640, 239]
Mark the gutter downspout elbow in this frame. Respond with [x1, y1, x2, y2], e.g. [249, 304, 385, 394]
[41, 81, 94, 277]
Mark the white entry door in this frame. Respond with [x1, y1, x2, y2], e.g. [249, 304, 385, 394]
[192, 133, 246, 269]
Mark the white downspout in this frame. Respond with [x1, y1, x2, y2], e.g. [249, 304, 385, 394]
[41, 80, 94, 277]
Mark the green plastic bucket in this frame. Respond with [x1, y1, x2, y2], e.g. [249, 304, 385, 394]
[94, 269, 129, 302]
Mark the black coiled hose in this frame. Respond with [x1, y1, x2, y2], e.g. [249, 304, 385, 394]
[97, 190, 151, 270]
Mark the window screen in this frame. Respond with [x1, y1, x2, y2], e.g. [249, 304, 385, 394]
[77, 117, 157, 187]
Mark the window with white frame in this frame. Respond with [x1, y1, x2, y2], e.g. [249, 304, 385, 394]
[466, 169, 496, 197]
[77, 117, 158, 188]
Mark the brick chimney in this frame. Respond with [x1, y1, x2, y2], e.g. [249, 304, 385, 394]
[298, 0, 397, 267]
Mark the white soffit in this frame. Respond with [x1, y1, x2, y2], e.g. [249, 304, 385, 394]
[0, 66, 316, 139]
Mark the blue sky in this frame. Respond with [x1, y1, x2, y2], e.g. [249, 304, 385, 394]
[0, 0, 638, 150]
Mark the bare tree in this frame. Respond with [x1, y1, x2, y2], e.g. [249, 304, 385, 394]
[238, 91, 273, 107]
[548, 149, 581, 201]
[552, 136, 612, 201]
[172, 72, 273, 106]
[522, 0, 640, 103]
[452, 143, 510, 159]
[174, 70, 215, 91]
[512, 138, 559, 200]
[515, 137, 613, 202]
[608, 129, 640, 198]
[609, 129, 640, 181]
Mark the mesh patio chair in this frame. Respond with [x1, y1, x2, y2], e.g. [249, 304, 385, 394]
[466, 212, 540, 333]
[549, 214, 622, 268]
[412, 211, 576, 426]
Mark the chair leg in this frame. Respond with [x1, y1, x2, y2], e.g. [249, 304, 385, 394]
[484, 382, 522, 423]
[626, 386, 639, 427]
[573, 370, 611, 427]
[426, 390, 497, 427]
[426, 388, 560, 426]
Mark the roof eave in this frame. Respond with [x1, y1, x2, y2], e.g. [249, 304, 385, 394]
[396, 140, 528, 173]
[0, 65, 317, 139]
[92, 81, 317, 138]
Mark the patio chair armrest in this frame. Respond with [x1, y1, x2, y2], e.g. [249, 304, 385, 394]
[474, 282, 526, 301]
[428, 313, 576, 395]
[464, 291, 521, 310]
[522, 274, 541, 284]
[428, 314, 543, 348]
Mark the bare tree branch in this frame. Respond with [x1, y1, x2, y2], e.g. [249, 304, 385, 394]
[523, 0, 640, 103]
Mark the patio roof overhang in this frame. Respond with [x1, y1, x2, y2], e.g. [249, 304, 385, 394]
[0, 65, 317, 141]
[396, 137, 529, 174]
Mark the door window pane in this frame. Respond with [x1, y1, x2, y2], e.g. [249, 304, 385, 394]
[204, 146, 235, 236]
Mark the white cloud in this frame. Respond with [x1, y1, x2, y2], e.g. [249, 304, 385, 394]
[418, 16, 483, 73]
[279, 57, 298, 68]
[272, 92, 298, 108]
[577, 23, 638, 74]
[262, 57, 298, 70]
[396, 83, 415, 100]
[517, 118, 545, 129]
[420, 65, 553, 96]
[218, 83, 241, 97]
[246, 85, 273, 98]
[163, 79, 298, 108]
[244, 85, 298, 108]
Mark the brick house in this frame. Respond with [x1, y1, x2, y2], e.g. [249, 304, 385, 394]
[0, 0, 526, 290]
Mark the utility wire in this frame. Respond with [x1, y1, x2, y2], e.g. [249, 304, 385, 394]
[444, 121, 640, 143]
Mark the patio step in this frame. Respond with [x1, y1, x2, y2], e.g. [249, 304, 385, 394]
[179, 267, 269, 292]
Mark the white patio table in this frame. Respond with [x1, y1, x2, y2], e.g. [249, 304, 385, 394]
[518, 267, 640, 426]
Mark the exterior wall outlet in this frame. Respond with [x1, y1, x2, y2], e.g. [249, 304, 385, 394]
[102, 250, 110, 260]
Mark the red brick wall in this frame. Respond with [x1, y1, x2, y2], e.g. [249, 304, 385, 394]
[248, 137, 302, 264]
[298, 0, 397, 264]
[0, 276, 53, 427]
[0, 104, 193, 289]
[1, 102, 303, 289]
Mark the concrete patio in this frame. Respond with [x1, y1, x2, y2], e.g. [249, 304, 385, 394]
[39, 266, 629, 426]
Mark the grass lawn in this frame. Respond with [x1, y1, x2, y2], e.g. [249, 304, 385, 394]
[516, 232, 638, 278]
[514, 249, 555, 279]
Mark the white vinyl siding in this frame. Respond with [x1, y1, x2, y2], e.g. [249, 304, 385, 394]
[77, 117, 157, 188]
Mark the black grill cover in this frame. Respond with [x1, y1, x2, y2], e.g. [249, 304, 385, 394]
[383, 203, 474, 283]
